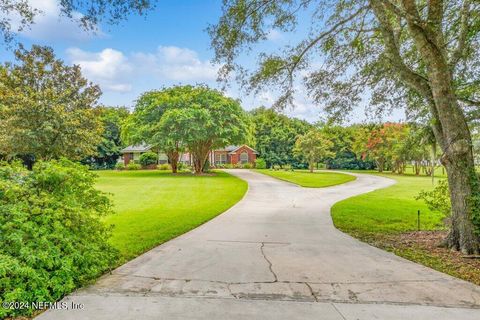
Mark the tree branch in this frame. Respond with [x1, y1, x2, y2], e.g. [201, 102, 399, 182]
[285, 5, 368, 84]
[449, 0, 471, 69]
[370, 0, 433, 99]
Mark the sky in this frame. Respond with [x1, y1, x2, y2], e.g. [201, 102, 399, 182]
[0, 0, 405, 123]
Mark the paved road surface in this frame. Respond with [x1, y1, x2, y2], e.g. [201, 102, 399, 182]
[38, 170, 480, 319]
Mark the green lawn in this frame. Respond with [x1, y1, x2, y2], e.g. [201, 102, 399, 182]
[95, 170, 247, 262]
[331, 174, 444, 236]
[329, 173, 480, 284]
[253, 169, 356, 187]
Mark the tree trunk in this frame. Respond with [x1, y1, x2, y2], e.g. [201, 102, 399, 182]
[309, 161, 314, 173]
[191, 142, 212, 174]
[167, 150, 179, 173]
[376, 158, 384, 172]
[442, 157, 480, 254]
[394, 3, 480, 253]
[427, 70, 480, 254]
[414, 161, 421, 175]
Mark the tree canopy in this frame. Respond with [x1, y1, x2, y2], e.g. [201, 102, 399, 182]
[124, 85, 251, 174]
[294, 129, 334, 172]
[250, 107, 311, 168]
[0, 45, 103, 165]
[82, 106, 130, 169]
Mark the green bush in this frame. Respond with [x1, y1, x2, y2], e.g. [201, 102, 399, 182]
[115, 162, 125, 170]
[255, 158, 267, 169]
[224, 163, 234, 169]
[177, 162, 185, 170]
[416, 179, 451, 222]
[0, 159, 118, 318]
[139, 152, 158, 166]
[126, 163, 141, 170]
[242, 163, 253, 169]
[157, 163, 171, 170]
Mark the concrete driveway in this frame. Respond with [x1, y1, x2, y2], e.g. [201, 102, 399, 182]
[38, 170, 480, 319]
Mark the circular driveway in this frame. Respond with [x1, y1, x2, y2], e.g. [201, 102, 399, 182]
[38, 170, 480, 319]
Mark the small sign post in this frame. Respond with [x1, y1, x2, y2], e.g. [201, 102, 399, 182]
[417, 210, 420, 231]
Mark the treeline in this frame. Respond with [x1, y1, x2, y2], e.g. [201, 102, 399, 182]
[249, 110, 442, 176]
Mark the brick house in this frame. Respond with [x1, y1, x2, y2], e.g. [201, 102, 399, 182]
[119, 144, 258, 167]
[208, 145, 258, 166]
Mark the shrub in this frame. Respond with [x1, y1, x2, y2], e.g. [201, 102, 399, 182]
[177, 162, 185, 170]
[126, 163, 141, 170]
[0, 159, 118, 318]
[181, 164, 193, 172]
[255, 158, 267, 169]
[224, 163, 234, 169]
[242, 163, 253, 169]
[115, 162, 125, 170]
[157, 163, 171, 170]
[416, 179, 451, 223]
[139, 152, 158, 167]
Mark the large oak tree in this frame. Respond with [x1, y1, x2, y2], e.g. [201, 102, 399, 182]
[210, 0, 480, 253]
[0, 45, 102, 165]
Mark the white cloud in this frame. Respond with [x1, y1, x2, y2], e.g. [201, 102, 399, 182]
[67, 48, 133, 93]
[132, 46, 219, 81]
[266, 29, 284, 42]
[8, 0, 103, 41]
[66, 45, 220, 94]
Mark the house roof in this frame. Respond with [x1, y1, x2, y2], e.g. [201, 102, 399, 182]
[218, 145, 258, 154]
[121, 144, 152, 153]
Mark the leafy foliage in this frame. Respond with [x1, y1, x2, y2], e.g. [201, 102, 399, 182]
[250, 107, 311, 168]
[0, 45, 102, 164]
[82, 106, 130, 169]
[152, 86, 251, 174]
[139, 152, 158, 167]
[294, 129, 334, 172]
[255, 158, 267, 169]
[115, 162, 125, 170]
[157, 163, 171, 171]
[124, 86, 251, 173]
[0, 159, 118, 317]
[416, 180, 452, 221]
[126, 163, 141, 170]
[320, 124, 376, 170]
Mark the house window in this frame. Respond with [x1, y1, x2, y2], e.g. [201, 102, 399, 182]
[240, 152, 249, 163]
[215, 153, 227, 164]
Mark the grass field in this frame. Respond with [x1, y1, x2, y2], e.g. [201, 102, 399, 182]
[95, 170, 247, 262]
[254, 169, 356, 187]
[331, 172, 480, 285]
[331, 174, 444, 235]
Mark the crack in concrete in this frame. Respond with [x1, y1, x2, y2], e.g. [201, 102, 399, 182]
[95, 273, 480, 309]
[304, 282, 318, 302]
[74, 291, 480, 310]
[207, 239, 290, 245]
[260, 242, 278, 282]
[112, 272, 451, 286]
[226, 283, 237, 299]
